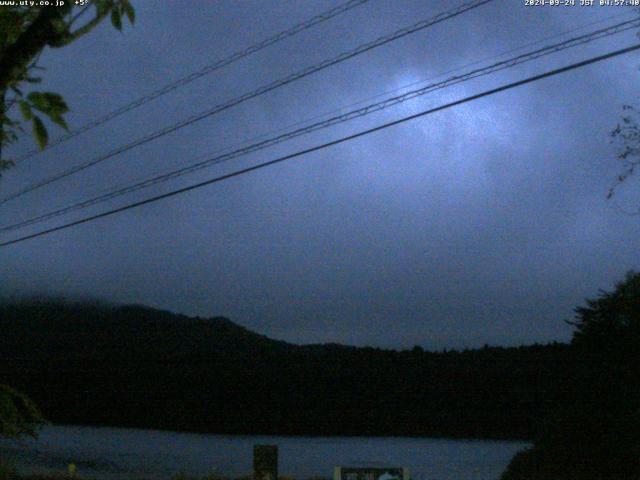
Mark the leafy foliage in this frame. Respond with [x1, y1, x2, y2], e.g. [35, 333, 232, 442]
[502, 272, 640, 479]
[609, 105, 640, 212]
[0, 0, 135, 170]
[570, 270, 640, 350]
[0, 0, 134, 442]
[0, 384, 45, 439]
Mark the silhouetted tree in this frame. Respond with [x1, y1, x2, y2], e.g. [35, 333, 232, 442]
[0, 1, 135, 442]
[570, 270, 640, 351]
[0, 1, 135, 173]
[502, 271, 640, 479]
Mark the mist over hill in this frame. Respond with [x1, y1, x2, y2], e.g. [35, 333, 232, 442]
[0, 298, 575, 439]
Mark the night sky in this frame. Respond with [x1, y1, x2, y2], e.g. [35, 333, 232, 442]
[1, 0, 639, 349]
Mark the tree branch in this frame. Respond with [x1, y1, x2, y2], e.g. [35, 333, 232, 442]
[68, 4, 91, 27]
[55, 8, 111, 48]
[0, 6, 72, 91]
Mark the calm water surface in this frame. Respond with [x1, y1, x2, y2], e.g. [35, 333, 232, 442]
[0, 425, 529, 480]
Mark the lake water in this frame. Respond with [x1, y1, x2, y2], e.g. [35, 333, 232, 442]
[0, 425, 529, 480]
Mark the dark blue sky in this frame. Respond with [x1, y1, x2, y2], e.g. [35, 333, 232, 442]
[1, 0, 639, 349]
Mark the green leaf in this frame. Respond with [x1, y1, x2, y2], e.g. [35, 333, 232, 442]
[111, 9, 122, 30]
[26, 92, 47, 111]
[27, 92, 68, 115]
[18, 100, 32, 120]
[50, 114, 69, 131]
[41, 93, 68, 114]
[95, 0, 111, 17]
[122, 0, 135, 24]
[23, 92, 69, 134]
[32, 116, 48, 150]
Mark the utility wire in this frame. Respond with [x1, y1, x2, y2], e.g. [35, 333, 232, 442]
[0, 0, 494, 206]
[12, 0, 371, 163]
[3, 17, 638, 233]
[1, 43, 638, 248]
[123, 9, 636, 188]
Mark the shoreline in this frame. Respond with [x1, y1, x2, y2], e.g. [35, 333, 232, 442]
[1, 426, 530, 480]
[38, 423, 532, 443]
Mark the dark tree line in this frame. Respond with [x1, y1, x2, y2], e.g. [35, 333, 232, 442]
[1, 298, 574, 440]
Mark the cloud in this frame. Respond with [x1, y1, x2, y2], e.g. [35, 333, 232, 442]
[1, 1, 639, 348]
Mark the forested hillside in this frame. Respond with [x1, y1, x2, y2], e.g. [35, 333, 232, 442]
[0, 299, 574, 439]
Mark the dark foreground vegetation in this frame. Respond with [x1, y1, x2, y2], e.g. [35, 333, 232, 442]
[501, 271, 639, 479]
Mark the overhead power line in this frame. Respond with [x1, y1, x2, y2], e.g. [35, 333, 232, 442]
[13, 0, 371, 163]
[0, 0, 494, 206]
[3, 17, 638, 234]
[1, 43, 638, 248]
